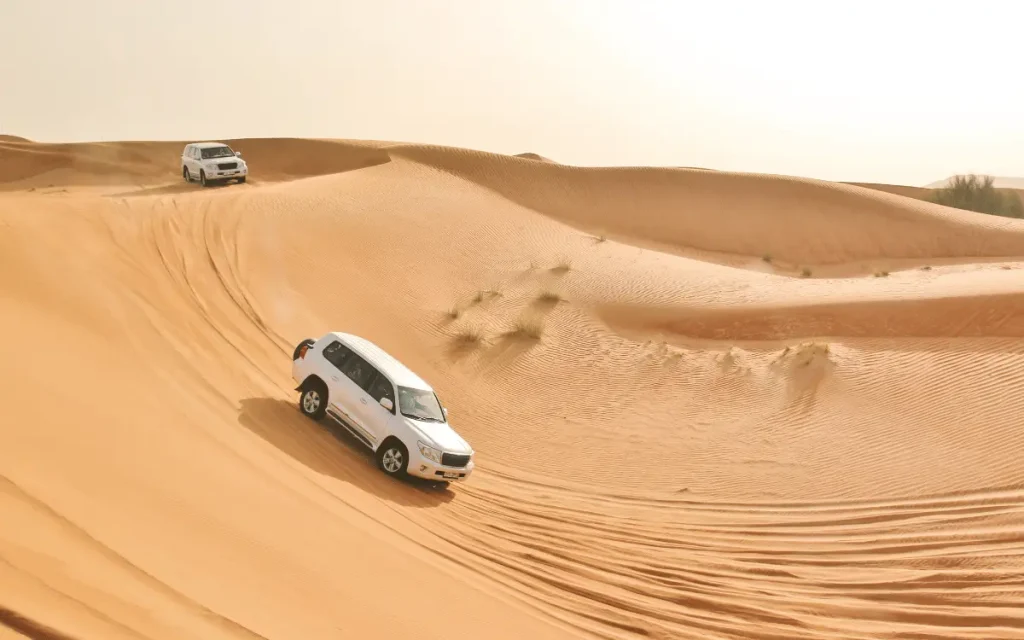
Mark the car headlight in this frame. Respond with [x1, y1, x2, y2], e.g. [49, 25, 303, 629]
[417, 441, 442, 464]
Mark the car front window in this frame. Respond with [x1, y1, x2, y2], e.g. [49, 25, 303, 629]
[200, 146, 234, 159]
[397, 386, 445, 422]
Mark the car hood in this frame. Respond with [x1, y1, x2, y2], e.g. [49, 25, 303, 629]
[402, 417, 472, 453]
[204, 155, 240, 163]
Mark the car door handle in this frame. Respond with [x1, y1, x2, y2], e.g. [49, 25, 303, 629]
[331, 376, 340, 381]
[359, 397, 367, 404]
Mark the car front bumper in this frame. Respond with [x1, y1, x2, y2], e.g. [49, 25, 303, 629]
[407, 450, 475, 482]
[207, 167, 247, 180]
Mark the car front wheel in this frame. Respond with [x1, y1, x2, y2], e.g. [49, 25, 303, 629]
[376, 440, 408, 477]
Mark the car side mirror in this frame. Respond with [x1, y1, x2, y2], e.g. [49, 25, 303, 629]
[234, 151, 242, 157]
[380, 397, 394, 411]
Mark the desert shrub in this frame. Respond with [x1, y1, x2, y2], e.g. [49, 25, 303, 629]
[928, 174, 1023, 218]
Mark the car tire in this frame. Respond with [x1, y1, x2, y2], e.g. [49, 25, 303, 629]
[182, 166, 190, 183]
[298, 382, 327, 420]
[200, 170, 209, 187]
[237, 176, 246, 184]
[376, 439, 408, 478]
[292, 338, 315, 361]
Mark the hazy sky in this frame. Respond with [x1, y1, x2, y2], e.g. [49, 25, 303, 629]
[1, 1, 1019, 185]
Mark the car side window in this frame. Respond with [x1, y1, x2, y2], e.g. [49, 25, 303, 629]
[366, 374, 396, 412]
[340, 352, 376, 390]
[322, 341, 353, 370]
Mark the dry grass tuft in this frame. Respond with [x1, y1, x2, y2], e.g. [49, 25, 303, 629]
[452, 326, 484, 345]
[800, 267, 812, 278]
[550, 258, 573, 273]
[536, 290, 564, 304]
[505, 316, 544, 340]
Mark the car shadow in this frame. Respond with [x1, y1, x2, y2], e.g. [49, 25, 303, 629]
[237, 397, 454, 508]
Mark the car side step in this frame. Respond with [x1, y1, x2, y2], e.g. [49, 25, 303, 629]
[326, 410, 375, 449]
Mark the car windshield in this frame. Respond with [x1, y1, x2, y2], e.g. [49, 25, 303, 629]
[397, 386, 445, 422]
[200, 146, 235, 159]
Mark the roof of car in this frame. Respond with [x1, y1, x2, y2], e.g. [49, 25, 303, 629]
[188, 142, 231, 149]
[330, 332, 434, 390]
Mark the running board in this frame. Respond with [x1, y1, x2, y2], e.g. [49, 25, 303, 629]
[326, 409, 375, 449]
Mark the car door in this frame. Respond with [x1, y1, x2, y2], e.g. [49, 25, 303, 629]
[334, 352, 387, 445]
[361, 371, 397, 446]
[319, 340, 363, 433]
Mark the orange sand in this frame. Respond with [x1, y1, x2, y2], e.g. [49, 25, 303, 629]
[2, 137, 1023, 639]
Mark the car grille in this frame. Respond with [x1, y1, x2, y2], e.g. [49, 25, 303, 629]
[441, 453, 471, 468]
[218, 162, 238, 170]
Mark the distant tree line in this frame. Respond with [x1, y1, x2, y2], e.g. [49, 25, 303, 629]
[928, 174, 1023, 219]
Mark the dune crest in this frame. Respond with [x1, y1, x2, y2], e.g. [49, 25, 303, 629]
[391, 143, 1024, 270]
[1, 137, 1023, 639]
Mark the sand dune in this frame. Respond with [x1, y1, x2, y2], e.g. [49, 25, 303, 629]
[0, 138, 390, 190]
[515, 152, 556, 162]
[846, 181, 932, 201]
[1, 137, 1023, 639]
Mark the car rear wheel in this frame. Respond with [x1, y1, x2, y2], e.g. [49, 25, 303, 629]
[299, 383, 327, 420]
[182, 166, 190, 182]
[376, 440, 408, 478]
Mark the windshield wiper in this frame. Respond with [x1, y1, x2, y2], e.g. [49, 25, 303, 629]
[404, 413, 441, 422]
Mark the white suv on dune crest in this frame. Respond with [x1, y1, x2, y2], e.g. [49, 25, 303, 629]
[291, 332, 475, 483]
[181, 142, 248, 187]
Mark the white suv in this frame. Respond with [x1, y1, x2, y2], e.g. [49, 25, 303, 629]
[291, 332, 476, 483]
[181, 142, 248, 187]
